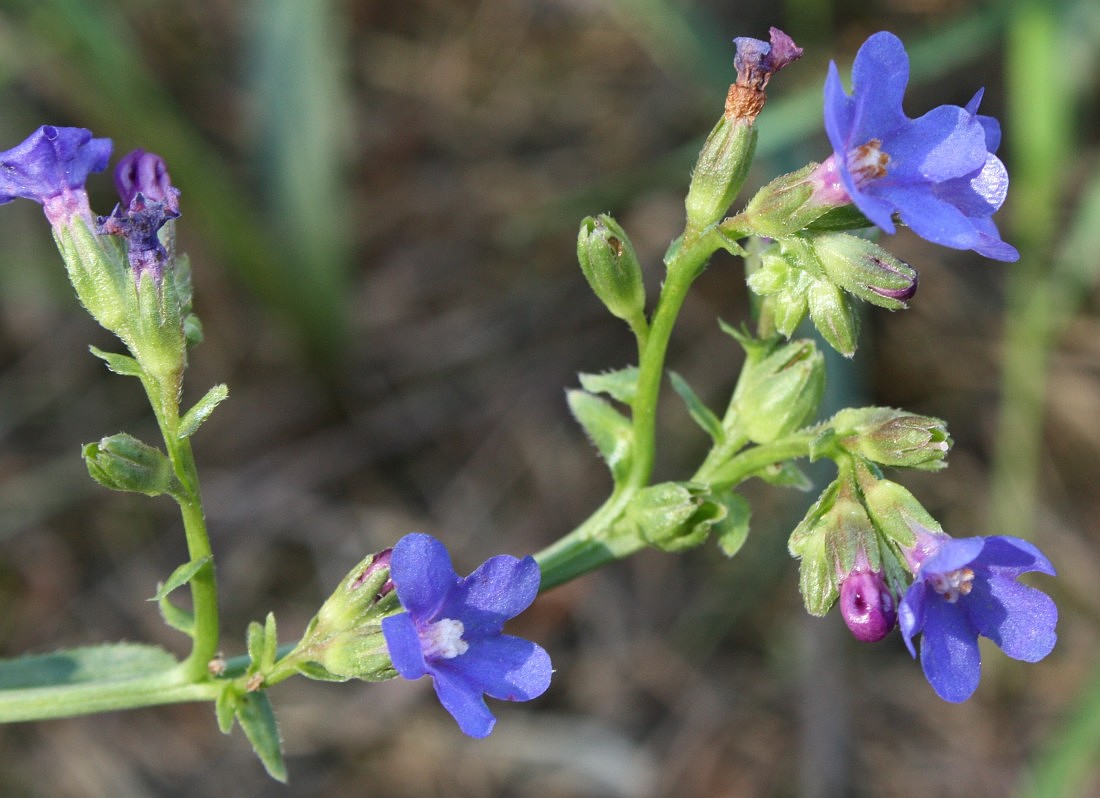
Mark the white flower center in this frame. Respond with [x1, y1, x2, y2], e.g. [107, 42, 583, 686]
[419, 618, 469, 660]
[930, 567, 975, 603]
[849, 138, 890, 185]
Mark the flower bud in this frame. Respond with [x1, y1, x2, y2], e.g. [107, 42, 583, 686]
[732, 162, 848, 239]
[83, 433, 179, 496]
[684, 114, 757, 232]
[832, 407, 951, 471]
[729, 334, 824, 443]
[288, 549, 400, 682]
[619, 482, 727, 552]
[812, 232, 918, 310]
[807, 278, 859, 357]
[839, 565, 897, 642]
[576, 215, 646, 323]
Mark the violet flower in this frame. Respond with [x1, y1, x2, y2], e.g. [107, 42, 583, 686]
[818, 31, 1018, 261]
[733, 27, 803, 90]
[0, 125, 111, 226]
[380, 533, 552, 737]
[899, 528, 1057, 702]
[98, 150, 181, 281]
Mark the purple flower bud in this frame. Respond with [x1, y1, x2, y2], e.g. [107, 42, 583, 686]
[839, 568, 897, 642]
[0, 125, 111, 226]
[98, 150, 181, 282]
[114, 149, 179, 213]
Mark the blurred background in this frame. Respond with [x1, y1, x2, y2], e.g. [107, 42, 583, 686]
[0, 0, 1097, 795]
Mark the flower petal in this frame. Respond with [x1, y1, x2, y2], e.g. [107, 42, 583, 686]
[429, 666, 497, 738]
[978, 535, 1057, 577]
[452, 634, 553, 702]
[442, 554, 541, 634]
[848, 32, 910, 142]
[966, 575, 1058, 662]
[898, 581, 928, 657]
[918, 536, 985, 576]
[883, 106, 986, 182]
[381, 612, 428, 679]
[389, 533, 460, 619]
[918, 597, 982, 702]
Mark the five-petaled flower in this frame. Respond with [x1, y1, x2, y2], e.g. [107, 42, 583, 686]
[818, 31, 1019, 261]
[381, 533, 552, 737]
[899, 526, 1057, 702]
[0, 125, 111, 227]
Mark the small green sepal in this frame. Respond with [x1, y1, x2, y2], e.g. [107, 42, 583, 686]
[808, 279, 859, 357]
[713, 491, 751, 557]
[89, 346, 144, 378]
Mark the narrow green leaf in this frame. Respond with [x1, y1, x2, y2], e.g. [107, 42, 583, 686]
[89, 345, 143, 378]
[215, 684, 239, 735]
[179, 384, 229, 439]
[0, 643, 177, 690]
[150, 556, 212, 601]
[566, 389, 633, 483]
[754, 461, 814, 491]
[262, 613, 278, 673]
[669, 371, 724, 442]
[578, 366, 639, 405]
[246, 620, 266, 670]
[236, 691, 287, 782]
[157, 594, 195, 637]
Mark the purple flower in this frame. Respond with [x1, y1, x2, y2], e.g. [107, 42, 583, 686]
[380, 533, 552, 737]
[899, 529, 1057, 702]
[98, 150, 181, 281]
[819, 31, 1018, 261]
[0, 125, 111, 226]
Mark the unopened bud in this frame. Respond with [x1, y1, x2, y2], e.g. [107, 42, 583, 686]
[832, 407, 951, 470]
[576, 215, 646, 323]
[684, 115, 757, 231]
[839, 567, 897, 642]
[620, 482, 727, 552]
[812, 232, 918, 310]
[730, 334, 824, 443]
[83, 433, 178, 496]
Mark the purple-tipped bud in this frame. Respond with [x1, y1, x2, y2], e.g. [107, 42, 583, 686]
[350, 547, 394, 598]
[839, 568, 897, 642]
[114, 149, 179, 213]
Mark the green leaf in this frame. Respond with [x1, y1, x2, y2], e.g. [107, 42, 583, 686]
[179, 383, 229, 439]
[150, 556, 212, 602]
[713, 492, 751, 557]
[236, 691, 287, 782]
[89, 345, 143, 378]
[246, 620, 266, 671]
[578, 367, 639, 405]
[215, 684, 239, 735]
[262, 613, 278, 674]
[754, 461, 814, 491]
[0, 643, 177, 690]
[669, 371, 724, 442]
[157, 594, 195, 637]
[566, 389, 633, 483]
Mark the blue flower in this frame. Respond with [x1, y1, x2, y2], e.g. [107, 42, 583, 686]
[380, 533, 552, 737]
[0, 126, 111, 226]
[820, 31, 1018, 261]
[899, 529, 1057, 702]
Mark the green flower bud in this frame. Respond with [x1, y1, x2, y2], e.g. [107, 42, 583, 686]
[576, 215, 646, 323]
[807, 278, 859, 357]
[619, 482, 727, 552]
[831, 407, 951, 471]
[811, 233, 918, 310]
[684, 113, 757, 232]
[82, 433, 179, 496]
[855, 471, 941, 551]
[288, 549, 399, 682]
[731, 162, 848, 239]
[729, 335, 825, 443]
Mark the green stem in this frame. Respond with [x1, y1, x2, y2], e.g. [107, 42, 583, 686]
[142, 372, 220, 681]
[0, 666, 219, 723]
[695, 428, 818, 489]
[535, 229, 722, 589]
